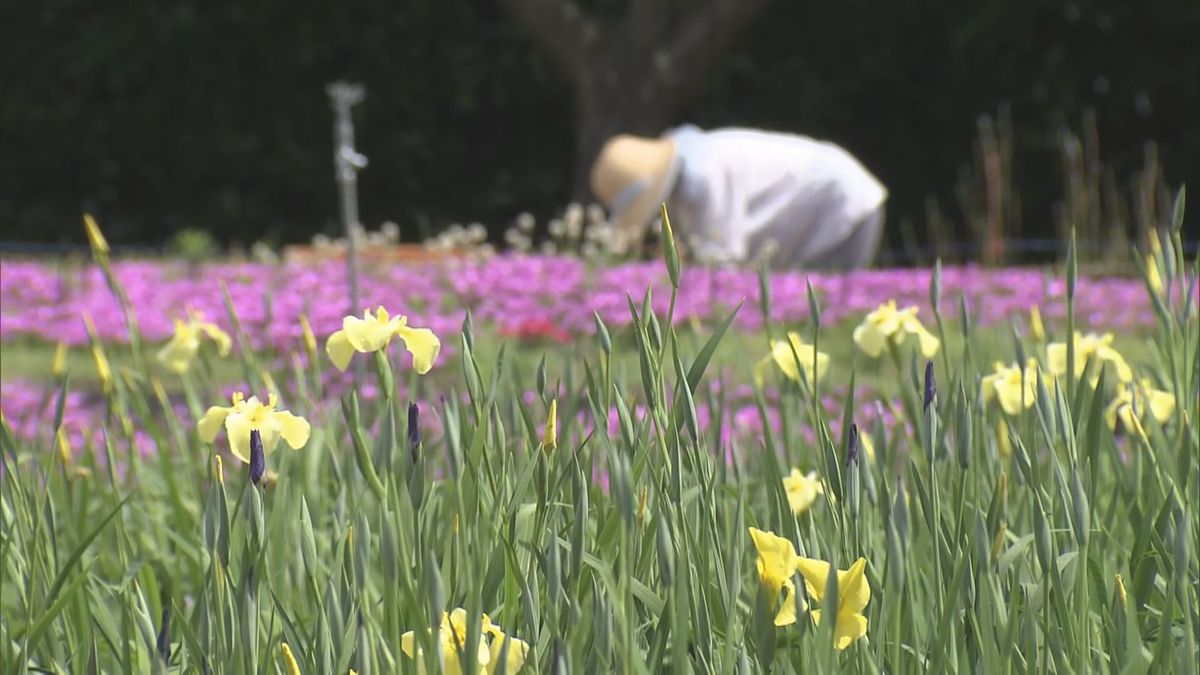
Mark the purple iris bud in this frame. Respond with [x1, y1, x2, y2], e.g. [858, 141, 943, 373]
[847, 423, 859, 465]
[923, 360, 937, 412]
[249, 429, 265, 485]
[156, 604, 172, 663]
[407, 402, 421, 463]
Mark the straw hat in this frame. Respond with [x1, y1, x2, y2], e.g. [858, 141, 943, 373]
[589, 134, 681, 247]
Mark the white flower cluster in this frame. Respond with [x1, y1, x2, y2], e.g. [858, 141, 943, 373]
[314, 204, 641, 262]
[504, 212, 537, 253]
[501, 203, 631, 260]
[310, 221, 404, 252]
[250, 241, 279, 264]
[423, 222, 490, 255]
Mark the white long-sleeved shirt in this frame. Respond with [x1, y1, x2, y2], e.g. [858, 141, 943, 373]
[666, 125, 887, 266]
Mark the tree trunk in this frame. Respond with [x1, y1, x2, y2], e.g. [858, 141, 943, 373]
[571, 57, 677, 198]
[500, 0, 769, 201]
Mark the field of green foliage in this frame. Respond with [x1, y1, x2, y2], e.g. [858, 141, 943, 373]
[2, 205, 1197, 674]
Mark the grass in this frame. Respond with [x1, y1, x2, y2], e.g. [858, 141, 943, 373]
[0, 321, 1162, 397]
[1, 211, 1197, 674]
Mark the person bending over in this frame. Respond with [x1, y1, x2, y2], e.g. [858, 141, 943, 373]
[590, 125, 887, 269]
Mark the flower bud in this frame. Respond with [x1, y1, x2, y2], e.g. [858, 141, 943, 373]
[407, 402, 421, 463]
[1029, 305, 1046, 342]
[83, 213, 110, 257]
[52, 341, 68, 377]
[543, 398, 558, 452]
[299, 314, 317, 359]
[923, 360, 937, 412]
[281, 642, 301, 675]
[156, 604, 172, 663]
[249, 429, 265, 485]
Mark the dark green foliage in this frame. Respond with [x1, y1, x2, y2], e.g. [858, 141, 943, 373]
[3, 0, 1198, 249]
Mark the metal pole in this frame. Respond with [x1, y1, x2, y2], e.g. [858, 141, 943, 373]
[327, 81, 368, 318]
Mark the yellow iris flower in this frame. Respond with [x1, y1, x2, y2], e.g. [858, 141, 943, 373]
[326, 307, 440, 374]
[1046, 331, 1133, 384]
[852, 300, 940, 358]
[755, 332, 830, 387]
[157, 310, 232, 374]
[980, 359, 1040, 416]
[749, 527, 802, 626]
[197, 392, 310, 463]
[795, 556, 872, 650]
[400, 608, 529, 674]
[782, 469, 824, 516]
[1105, 379, 1175, 433]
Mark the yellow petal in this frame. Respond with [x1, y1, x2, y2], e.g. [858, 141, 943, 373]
[769, 333, 829, 384]
[487, 633, 529, 674]
[344, 314, 393, 353]
[1146, 388, 1175, 423]
[866, 301, 902, 337]
[1046, 343, 1068, 376]
[1116, 405, 1138, 434]
[224, 411, 254, 463]
[275, 411, 311, 449]
[753, 354, 773, 389]
[201, 322, 233, 356]
[748, 527, 797, 591]
[813, 351, 831, 383]
[899, 311, 939, 357]
[773, 578, 800, 627]
[326, 330, 355, 371]
[400, 631, 417, 659]
[860, 432, 875, 461]
[1095, 345, 1133, 383]
[1103, 395, 1124, 430]
[838, 557, 871, 615]
[158, 333, 200, 374]
[197, 405, 233, 443]
[996, 376, 1028, 416]
[783, 469, 823, 516]
[995, 418, 1012, 458]
[795, 557, 831, 603]
[769, 340, 801, 382]
[395, 324, 441, 374]
[832, 610, 869, 650]
[914, 324, 941, 358]
[980, 373, 1000, 406]
[853, 323, 886, 358]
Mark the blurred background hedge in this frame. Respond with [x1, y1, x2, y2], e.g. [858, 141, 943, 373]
[3, 0, 1197, 253]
